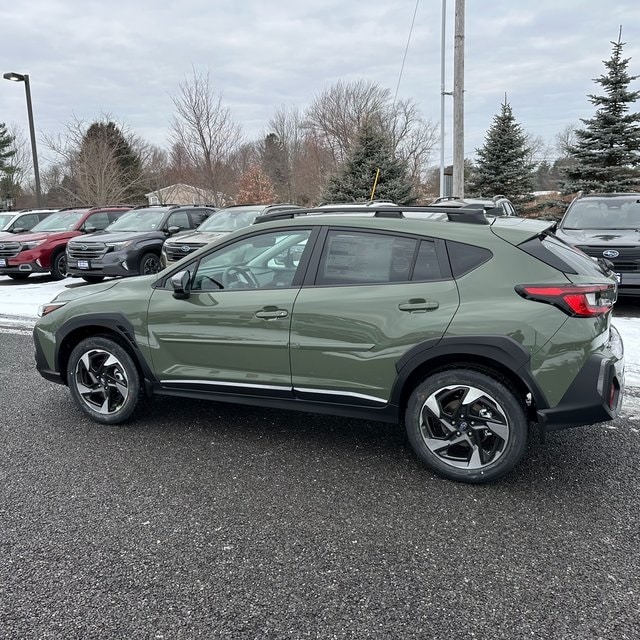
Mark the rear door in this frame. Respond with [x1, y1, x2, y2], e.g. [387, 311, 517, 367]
[290, 228, 460, 406]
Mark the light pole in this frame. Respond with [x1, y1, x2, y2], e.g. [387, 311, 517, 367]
[3, 71, 43, 207]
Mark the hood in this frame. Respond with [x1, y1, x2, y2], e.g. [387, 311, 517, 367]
[49, 278, 122, 304]
[165, 230, 230, 246]
[0, 230, 79, 244]
[69, 230, 160, 245]
[556, 227, 640, 245]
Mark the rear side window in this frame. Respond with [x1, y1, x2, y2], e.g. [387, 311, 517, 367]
[316, 231, 417, 285]
[412, 240, 443, 281]
[86, 212, 110, 230]
[445, 240, 492, 277]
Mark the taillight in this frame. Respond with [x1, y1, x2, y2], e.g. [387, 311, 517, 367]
[515, 283, 616, 317]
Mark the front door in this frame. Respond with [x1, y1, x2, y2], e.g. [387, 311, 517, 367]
[146, 228, 312, 396]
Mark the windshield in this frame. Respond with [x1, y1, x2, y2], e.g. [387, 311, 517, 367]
[106, 208, 169, 232]
[562, 198, 640, 230]
[0, 214, 14, 229]
[30, 210, 86, 232]
[197, 208, 262, 232]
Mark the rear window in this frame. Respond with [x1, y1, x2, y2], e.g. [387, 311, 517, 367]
[519, 233, 607, 277]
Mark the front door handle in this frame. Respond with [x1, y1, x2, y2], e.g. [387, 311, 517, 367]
[255, 307, 289, 319]
[398, 299, 439, 313]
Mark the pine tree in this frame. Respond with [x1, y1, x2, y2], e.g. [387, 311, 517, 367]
[467, 100, 535, 206]
[80, 121, 144, 203]
[0, 123, 17, 202]
[564, 34, 640, 193]
[262, 133, 290, 201]
[322, 119, 415, 204]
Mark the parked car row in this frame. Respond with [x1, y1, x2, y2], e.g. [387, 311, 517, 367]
[0, 203, 302, 282]
[32, 202, 624, 483]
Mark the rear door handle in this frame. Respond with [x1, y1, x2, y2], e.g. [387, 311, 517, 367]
[398, 299, 439, 313]
[255, 307, 289, 319]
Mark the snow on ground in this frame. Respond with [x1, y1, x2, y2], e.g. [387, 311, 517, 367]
[0, 277, 639, 401]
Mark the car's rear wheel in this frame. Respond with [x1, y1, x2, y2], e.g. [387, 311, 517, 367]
[139, 252, 161, 275]
[82, 275, 105, 283]
[67, 336, 141, 424]
[50, 251, 67, 280]
[8, 273, 30, 280]
[405, 369, 528, 483]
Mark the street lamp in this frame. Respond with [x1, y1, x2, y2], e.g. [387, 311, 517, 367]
[3, 71, 42, 207]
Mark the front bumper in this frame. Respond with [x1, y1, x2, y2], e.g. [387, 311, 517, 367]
[0, 259, 49, 275]
[67, 251, 134, 278]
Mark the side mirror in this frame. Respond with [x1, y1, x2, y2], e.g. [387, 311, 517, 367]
[11, 227, 26, 234]
[167, 225, 181, 236]
[83, 225, 97, 234]
[171, 270, 192, 299]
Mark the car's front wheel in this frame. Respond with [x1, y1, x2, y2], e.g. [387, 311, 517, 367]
[67, 336, 141, 424]
[405, 369, 528, 483]
[50, 251, 67, 280]
[139, 252, 161, 275]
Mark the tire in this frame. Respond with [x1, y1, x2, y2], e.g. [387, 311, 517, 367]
[67, 336, 142, 424]
[82, 275, 105, 284]
[405, 369, 528, 483]
[139, 252, 161, 276]
[8, 273, 30, 280]
[50, 251, 67, 280]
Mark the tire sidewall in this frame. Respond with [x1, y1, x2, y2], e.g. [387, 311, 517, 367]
[405, 369, 528, 483]
[50, 251, 67, 280]
[139, 253, 160, 275]
[67, 336, 141, 424]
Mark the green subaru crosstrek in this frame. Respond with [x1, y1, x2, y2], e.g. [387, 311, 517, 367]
[33, 205, 625, 483]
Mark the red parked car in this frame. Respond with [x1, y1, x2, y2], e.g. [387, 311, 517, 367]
[0, 206, 131, 280]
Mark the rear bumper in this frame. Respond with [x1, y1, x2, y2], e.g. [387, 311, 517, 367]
[536, 339, 624, 431]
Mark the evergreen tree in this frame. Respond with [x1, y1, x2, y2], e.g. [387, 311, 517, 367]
[80, 121, 144, 203]
[262, 133, 290, 201]
[322, 119, 415, 204]
[0, 123, 17, 203]
[564, 34, 640, 193]
[467, 100, 535, 206]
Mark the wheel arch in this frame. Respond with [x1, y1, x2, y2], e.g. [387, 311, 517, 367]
[55, 313, 155, 390]
[391, 336, 548, 424]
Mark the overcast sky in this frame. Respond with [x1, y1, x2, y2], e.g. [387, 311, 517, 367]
[3, 0, 640, 167]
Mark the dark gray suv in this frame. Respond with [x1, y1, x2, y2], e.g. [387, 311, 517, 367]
[555, 193, 640, 297]
[66, 205, 217, 282]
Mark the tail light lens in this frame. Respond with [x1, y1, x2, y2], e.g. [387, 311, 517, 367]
[515, 283, 616, 317]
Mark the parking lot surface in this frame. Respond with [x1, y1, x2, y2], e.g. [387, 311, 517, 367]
[1, 331, 639, 639]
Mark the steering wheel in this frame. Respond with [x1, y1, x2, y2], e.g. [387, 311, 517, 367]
[223, 266, 260, 289]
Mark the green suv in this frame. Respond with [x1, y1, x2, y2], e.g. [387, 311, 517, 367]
[33, 205, 624, 483]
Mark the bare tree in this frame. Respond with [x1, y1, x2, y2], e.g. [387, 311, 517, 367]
[170, 70, 243, 206]
[303, 79, 437, 191]
[44, 115, 147, 205]
[555, 124, 577, 158]
[388, 100, 438, 186]
[304, 79, 390, 164]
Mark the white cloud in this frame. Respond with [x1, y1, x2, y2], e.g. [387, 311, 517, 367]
[2, 0, 639, 160]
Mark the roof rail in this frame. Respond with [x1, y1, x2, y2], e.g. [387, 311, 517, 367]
[132, 203, 180, 209]
[253, 205, 490, 225]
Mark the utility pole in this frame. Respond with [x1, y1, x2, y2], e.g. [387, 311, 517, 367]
[439, 0, 449, 198]
[452, 0, 465, 198]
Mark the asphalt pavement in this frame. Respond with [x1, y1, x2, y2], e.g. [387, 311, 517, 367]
[1, 331, 639, 639]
